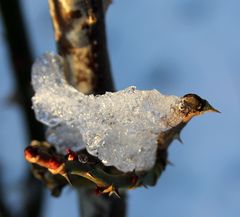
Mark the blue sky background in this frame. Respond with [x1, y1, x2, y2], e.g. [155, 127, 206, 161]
[1, 0, 240, 217]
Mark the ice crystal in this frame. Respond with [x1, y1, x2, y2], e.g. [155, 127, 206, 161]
[31, 53, 184, 172]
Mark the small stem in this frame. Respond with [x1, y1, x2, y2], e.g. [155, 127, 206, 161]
[78, 188, 127, 217]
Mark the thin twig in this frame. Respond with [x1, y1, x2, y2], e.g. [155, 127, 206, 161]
[0, 0, 45, 217]
[48, 0, 126, 216]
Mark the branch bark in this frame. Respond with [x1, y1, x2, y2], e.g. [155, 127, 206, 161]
[49, 0, 114, 94]
[48, 0, 126, 217]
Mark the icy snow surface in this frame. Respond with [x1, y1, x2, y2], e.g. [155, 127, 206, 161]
[32, 53, 183, 172]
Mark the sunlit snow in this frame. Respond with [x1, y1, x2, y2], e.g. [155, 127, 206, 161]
[31, 53, 184, 172]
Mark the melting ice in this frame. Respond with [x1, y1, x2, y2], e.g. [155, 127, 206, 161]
[31, 53, 183, 172]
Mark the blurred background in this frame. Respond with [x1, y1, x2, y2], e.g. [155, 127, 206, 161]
[0, 0, 239, 217]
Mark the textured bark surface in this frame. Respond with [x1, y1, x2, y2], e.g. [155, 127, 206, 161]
[49, 0, 114, 94]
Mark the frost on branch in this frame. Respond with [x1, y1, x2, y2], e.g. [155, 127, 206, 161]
[32, 53, 190, 172]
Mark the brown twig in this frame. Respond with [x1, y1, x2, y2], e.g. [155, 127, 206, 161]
[48, 0, 126, 217]
[0, 0, 45, 217]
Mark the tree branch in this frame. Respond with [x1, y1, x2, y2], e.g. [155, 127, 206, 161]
[48, 0, 126, 217]
[49, 0, 114, 94]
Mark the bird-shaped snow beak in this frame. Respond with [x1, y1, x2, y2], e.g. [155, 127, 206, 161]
[201, 100, 220, 114]
[181, 94, 220, 122]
